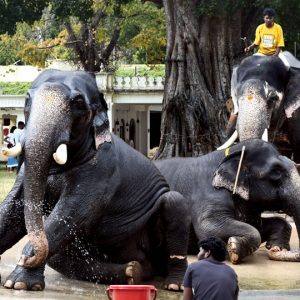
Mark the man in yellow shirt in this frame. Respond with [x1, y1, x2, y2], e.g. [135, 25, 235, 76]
[225, 8, 286, 137]
[245, 8, 284, 56]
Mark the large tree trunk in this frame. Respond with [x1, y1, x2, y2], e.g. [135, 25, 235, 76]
[154, 0, 258, 158]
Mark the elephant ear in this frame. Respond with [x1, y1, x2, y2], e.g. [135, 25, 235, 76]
[93, 92, 111, 149]
[212, 147, 250, 200]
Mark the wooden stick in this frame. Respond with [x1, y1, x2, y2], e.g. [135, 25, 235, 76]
[233, 146, 245, 194]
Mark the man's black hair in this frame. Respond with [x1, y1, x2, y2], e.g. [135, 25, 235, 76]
[199, 237, 227, 262]
[263, 8, 275, 17]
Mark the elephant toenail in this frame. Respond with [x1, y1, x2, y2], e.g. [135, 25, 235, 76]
[4, 280, 13, 288]
[14, 281, 28, 290]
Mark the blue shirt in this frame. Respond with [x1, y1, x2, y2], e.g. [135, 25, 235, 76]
[183, 258, 239, 300]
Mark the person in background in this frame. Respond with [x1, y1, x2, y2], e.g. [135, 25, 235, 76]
[182, 237, 239, 300]
[4, 126, 18, 172]
[4, 126, 16, 148]
[13, 121, 25, 144]
[13, 121, 25, 172]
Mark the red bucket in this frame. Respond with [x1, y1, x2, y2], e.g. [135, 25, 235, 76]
[106, 285, 157, 300]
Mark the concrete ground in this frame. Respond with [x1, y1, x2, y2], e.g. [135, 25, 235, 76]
[0, 223, 299, 299]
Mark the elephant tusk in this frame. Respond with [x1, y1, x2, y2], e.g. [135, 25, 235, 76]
[53, 144, 67, 165]
[217, 130, 238, 150]
[262, 128, 268, 141]
[1, 143, 22, 157]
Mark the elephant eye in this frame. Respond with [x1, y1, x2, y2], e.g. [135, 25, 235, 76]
[70, 96, 87, 111]
[268, 165, 285, 182]
[25, 93, 31, 106]
[24, 93, 31, 114]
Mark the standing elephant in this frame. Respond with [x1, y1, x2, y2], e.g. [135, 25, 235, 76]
[220, 52, 300, 163]
[155, 139, 300, 264]
[0, 69, 189, 291]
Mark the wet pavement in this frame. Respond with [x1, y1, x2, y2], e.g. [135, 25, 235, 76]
[0, 223, 299, 299]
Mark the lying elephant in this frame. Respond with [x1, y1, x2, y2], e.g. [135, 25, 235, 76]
[155, 139, 300, 264]
[0, 69, 189, 291]
[221, 52, 300, 163]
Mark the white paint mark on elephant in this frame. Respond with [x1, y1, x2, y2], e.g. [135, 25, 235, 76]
[212, 173, 249, 200]
[276, 91, 284, 102]
[264, 81, 269, 97]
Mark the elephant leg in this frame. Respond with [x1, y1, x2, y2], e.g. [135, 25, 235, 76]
[0, 168, 26, 254]
[287, 109, 300, 163]
[0, 197, 26, 254]
[47, 241, 146, 284]
[5, 233, 149, 289]
[159, 191, 190, 291]
[260, 217, 292, 250]
[4, 242, 46, 291]
[194, 217, 261, 264]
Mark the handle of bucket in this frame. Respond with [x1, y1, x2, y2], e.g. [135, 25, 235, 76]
[106, 287, 113, 300]
[151, 287, 157, 300]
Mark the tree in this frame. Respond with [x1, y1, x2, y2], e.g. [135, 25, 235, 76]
[122, 1, 166, 64]
[0, 34, 19, 65]
[151, 0, 300, 158]
[42, 0, 164, 71]
[0, 0, 48, 35]
[50, 0, 160, 72]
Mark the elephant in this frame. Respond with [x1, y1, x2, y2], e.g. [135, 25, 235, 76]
[154, 139, 300, 264]
[0, 69, 190, 291]
[220, 52, 300, 163]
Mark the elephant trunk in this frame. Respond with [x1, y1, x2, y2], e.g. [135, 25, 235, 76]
[267, 167, 300, 262]
[21, 86, 70, 268]
[237, 101, 270, 141]
[21, 136, 52, 268]
[284, 167, 300, 249]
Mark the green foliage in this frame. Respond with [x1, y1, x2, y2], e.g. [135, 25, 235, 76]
[0, 82, 32, 95]
[0, 0, 166, 68]
[120, 0, 166, 64]
[115, 64, 165, 77]
[0, 0, 49, 35]
[0, 164, 16, 203]
[51, 0, 94, 22]
[0, 34, 20, 65]
[197, 0, 250, 16]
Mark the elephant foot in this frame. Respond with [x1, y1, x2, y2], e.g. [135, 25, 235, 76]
[164, 256, 187, 291]
[227, 237, 240, 264]
[267, 247, 300, 262]
[4, 264, 45, 291]
[125, 261, 142, 285]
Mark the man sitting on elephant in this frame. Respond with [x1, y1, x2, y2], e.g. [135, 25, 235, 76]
[245, 8, 285, 57]
[221, 50, 300, 163]
[0, 69, 190, 291]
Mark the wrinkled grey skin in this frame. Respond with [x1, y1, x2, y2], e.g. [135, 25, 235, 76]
[231, 52, 300, 163]
[284, 68, 300, 163]
[155, 139, 300, 264]
[0, 69, 189, 291]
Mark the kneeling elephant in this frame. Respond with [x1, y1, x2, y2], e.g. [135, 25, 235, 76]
[155, 139, 300, 264]
[0, 69, 189, 291]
